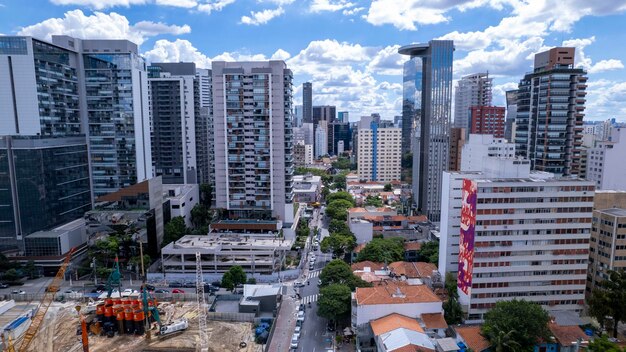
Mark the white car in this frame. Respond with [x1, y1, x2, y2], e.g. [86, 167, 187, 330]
[294, 326, 301, 334]
[121, 289, 138, 297]
[12, 290, 25, 295]
[293, 281, 305, 288]
[297, 311, 305, 321]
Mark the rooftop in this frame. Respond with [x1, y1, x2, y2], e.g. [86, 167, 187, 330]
[371, 313, 424, 336]
[349, 206, 396, 213]
[599, 208, 626, 217]
[355, 283, 441, 305]
[454, 326, 490, 352]
[404, 242, 422, 251]
[96, 179, 149, 202]
[388, 262, 438, 279]
[166, 234, 292, 251]
[548, 323, 589, 347]
[351, 261, 385, 271]
[420, 313, 448, 330]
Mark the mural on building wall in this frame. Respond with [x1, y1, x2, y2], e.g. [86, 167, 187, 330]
[458, 179, 477, 295]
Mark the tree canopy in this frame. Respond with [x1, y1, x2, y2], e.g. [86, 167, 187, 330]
[326, 191, 355, 206]
[317, 284, 352, 322]
[221, 266, 247, 291]
[162, 216, 189, 248]
[364, 195, 383, 207]
[328, 219, 350, 235]
[417, 241, 439, 264]
[482, 299, 550, 351]
[356, 238, 404, 263]
[319, 259, 369, 290]
[588, 270, 626, 337]
[383, 184, 393, 192]
[588, 336, 624, 352]
[325, 200, 353, 221]
[332, 157, 351, 170]
[320, 233, 356, 259]
[443, 273, 463, 325]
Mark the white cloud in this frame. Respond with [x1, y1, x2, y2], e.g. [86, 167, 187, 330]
[366, 45, 404, 76]
[155, 0, 198, 8]
[364, 0, 452, 30]
[144, 39, 212, 67]
[342, 6, 364, 16]
[585, 80, 626, 119]
[197, 0, 236, 14]
[49, 0, 148, 9]
[310, 0, 354, 13]
[589, 59, 624, 74]
[271, 48, 291, 60]
[240, 7, 284, 25]
[18, 9, 190, 46]
[259, 0, 294, 4]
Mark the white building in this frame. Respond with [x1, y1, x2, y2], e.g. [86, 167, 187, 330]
[357, 121, 402, 182]
[587, 128, 626, 191]
[460, 134, 515, 172]
[292, 174, 321, 203]
[456, 175, 594, 322]
[454, 73, 492, 131]
[315, 121, 328, 158]
[163, 184, 200, 228]
[349, 218, 374, 244]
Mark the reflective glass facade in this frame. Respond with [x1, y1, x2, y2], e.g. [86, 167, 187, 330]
[400, 40, 454, 222]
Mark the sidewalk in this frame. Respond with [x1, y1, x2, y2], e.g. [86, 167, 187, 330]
[267, 287, 298, 352]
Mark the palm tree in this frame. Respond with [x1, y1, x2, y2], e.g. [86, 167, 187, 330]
[484, 326, 521, 352]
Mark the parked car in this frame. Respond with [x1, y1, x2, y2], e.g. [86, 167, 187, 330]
[169, 282, 182, 288]
[121, 289, 138, 297]
[297, 311, 305, 321]
[290, 334, 299, 349]
[294, 281, 305, 288]
[211, 281, 221, 288]
[12, 290, 25, 295]
[298, 303, 306, 312]
[0, 283, 9, 289]
[294, 326, 301, 335]
[154, 289, 169, 294]
[172, 289, 185, 294]
[144, 284, 156, 291]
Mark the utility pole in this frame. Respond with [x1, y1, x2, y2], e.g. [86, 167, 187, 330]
[139, 241, 145, 282]
[92, 257, 97, 285]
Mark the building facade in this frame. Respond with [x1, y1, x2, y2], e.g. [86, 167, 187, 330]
[587, 208, 626, 295]
[514, 47, 587, 176]
[460, 134, 515, 172]
[331, 122, 351, 155]
[505, 90, 518, 142]
[399, 40, 454, 222]
[457, 176, 594, 322]
[315, 121, 328, 158]
[357, 121, 402, 182]
[302, 82, 312, 124]
[449, 127, 466, 172]
[453, 73, 493, 132]
[469, 106, 505, 138]
[587, 128, 626, 190]
[211, 61, 294, 221]
[294, 142, 313, 166]
[313, 105, 336, 126]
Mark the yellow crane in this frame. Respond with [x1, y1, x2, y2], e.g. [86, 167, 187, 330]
[4, 248, 76, 352]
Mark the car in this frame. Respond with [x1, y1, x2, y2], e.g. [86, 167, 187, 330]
[309, 264, 314, 270]
[154, 289, 169, 294]
[65, 290, 79, 294]
[211, 281, 222, 288]
[294, 326, 301, 335]
[12, 290, 25, 295]
[172, 289, 185, 294]
[0, 283, 9, 289]
[183, 282, 195, 288]
[121, 289, 138, 297]
[297, 311, 305, 321]
[296, 319, 303, 328]
[298, 303, 306, 312]
[290, 334, 300, 348]
[143, 284, 156, 291]
[168, 282, 183, 288]
[293, 281, 305, 288]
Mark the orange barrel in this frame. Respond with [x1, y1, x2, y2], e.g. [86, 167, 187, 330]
[104, 305, 113, 324]
[132, 299, 141, 307]
[124, 308, 134, 334]
[133, 310, 145, 335]
[112, 298, 121, 305]
[121, 298, 129, 306]
[96, 304, 105, 322]
[105, 298, 113, 306]
[112, 305, 124, 331]
[116, 310, 125, 333]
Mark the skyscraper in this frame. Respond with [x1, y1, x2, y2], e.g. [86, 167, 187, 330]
[399, 40, 454, 222]
[338, 111, 349, 123]
[52, 35, 153, 197]
[303, 82, 312, 124]
[148, 62, 207, 185]
[504, 90, 518, 142]
[357, 120, 402, 182]
[312, 105, 336, 125]
[212, 61, 294, 221]
[514, 47, 587, 176]
[453, 73, 492, 131]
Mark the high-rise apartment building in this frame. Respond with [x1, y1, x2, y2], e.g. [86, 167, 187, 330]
[148, 62, 207, 184]
[504, 90, 518, 142]
[0, 136, 91, 252]
[449, 127, 466, 172]
[454, 73, 492, 131]
[195, 68, 213, 187]
[514, 47, 587, 176]
[211, 61, 294, 221]
[357, 120, 401, 182]
[460, 134, 515, 172]
[294, 142, 313, 166]
[329, 122, 351, 156]
[587, 208, 626, 295]
[315, 121, 328, 158]
[338, 111, 349, 123]
[313, 105, 336, 125]
[587, 128, 626, 190]
[456, 174, 594, 322]
[399, 40, 454, 222]
[303, 82, 312, 124]
[50, 35, 153, 197]
[469, 106, 505, 138]
[294, 105, 303, 127]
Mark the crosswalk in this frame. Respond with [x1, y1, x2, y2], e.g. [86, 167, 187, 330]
[300, 294, 319, 305]
[307, 270, 320, 279]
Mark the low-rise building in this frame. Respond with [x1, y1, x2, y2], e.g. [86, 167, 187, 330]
[163, 184, 199, 228]
[292, 174, 321, 203]
[348, 207, 397, 222]
[239, 284, 280, 316]
[453, 326, 490, 352]
[371, 313, 437, 352]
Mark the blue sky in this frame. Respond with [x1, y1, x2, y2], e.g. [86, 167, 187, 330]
[2, 0, 626, 121]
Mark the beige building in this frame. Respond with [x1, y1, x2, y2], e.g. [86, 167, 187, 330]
[357, 123, 401, 182]
[587, 208, 626, 295]
[593, 190, 626, 210]
[449, 127, 466, 171]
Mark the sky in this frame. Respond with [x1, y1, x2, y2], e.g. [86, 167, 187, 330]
[2, 0, 626, 122]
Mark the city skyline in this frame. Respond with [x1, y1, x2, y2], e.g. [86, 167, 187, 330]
[0, 2, 625, 121]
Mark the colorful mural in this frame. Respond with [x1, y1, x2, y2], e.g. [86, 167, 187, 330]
[458, 179, 477, 296]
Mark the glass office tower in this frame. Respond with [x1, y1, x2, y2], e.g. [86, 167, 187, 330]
[399, 40, 454, 222]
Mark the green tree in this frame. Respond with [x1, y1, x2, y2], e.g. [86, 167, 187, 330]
[190, 203, 210, 229]
[443, 297, 463, 325]
[319, 259, 369, 290]
[221, 266, 247, 291]
[364, 195, 383, 207]
[383, 183, 393, 192]
[162, 216, 189, 248]
[199, 183, 213, 206]
[328, 219, 350, 235]
[320, 233, 356, 259]
[325, 201, 352, 221]
[333, 174, 347, 190]
[332, 157, 351, 170]
[356, 238, 404, 263]
[401, 152, 413, 168]
[485, 328, 521, 352]
[2, 268, 20, 282]
[247, 277, 257, 284]
[326, 191, 355, 206]
[317, 284, 352, 322]
[321, 187, 331, 200]
[588, 270, 626, 338]
[587, 336, 623, 352]
[23, 260, 38, 279]
[417, 241, 439, 264]
[482, 299, 550, 351]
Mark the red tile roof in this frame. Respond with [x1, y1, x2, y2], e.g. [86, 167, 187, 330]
[421, 313, 448, 330]
[353, 243, 367, 254]
[390, 344, 435, 352]
[355, 283, 441, 306]
[548, 323, 589, 347]
[388, 262, 438, 279]
[371, 313, 424, 336]
[455, 326, 490, 352]
[351, 261, 384, 271]
[404, 242, 422, 251]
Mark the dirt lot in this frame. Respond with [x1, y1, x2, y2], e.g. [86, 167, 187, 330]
[21, 301, 260, 352]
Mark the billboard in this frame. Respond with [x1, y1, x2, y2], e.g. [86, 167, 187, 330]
[458, 179, 477, 296]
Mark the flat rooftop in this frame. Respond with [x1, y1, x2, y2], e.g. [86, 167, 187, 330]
[168, 234, 292, 250]
[599, 208, 626, 217]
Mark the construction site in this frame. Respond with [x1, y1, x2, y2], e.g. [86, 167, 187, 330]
[1, 251, 264, 352]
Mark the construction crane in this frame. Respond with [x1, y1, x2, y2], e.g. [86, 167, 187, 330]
[105, 256, 122, 298]
[18, 247, 75, 352]
[196, 252, 208, 352]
